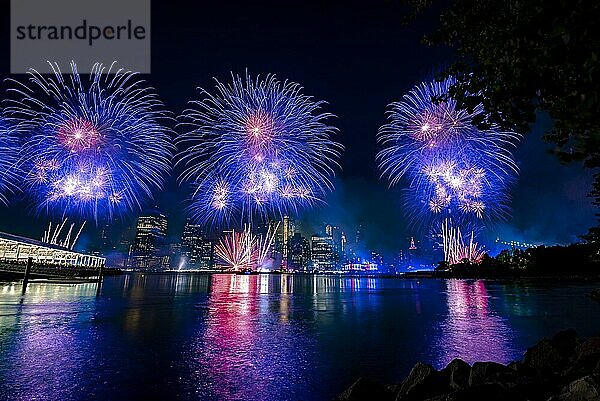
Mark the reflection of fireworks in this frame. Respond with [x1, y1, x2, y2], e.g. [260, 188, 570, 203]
[0, 117, 20, 205]
[7, 62, 173, 219]
[441, 219, 485, 265]
[178, 73, 342, 227]
[215, 224, 279, 271]
[377, 77, 519, 226]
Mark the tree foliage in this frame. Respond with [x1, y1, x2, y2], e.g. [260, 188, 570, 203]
[408, 0, 600, 238]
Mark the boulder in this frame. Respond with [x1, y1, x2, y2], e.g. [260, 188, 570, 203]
[435, 383, 507, 401]
[523, 339, 563, 372]
[441, 359, 471, 390]
[468, 361, 517, 388]
[396, 362, 449, 400]
[552, 329, 580, 360]
[336, 377, 394, 401]
[575, 337, 600, 361]
[555, 376, 600, 401]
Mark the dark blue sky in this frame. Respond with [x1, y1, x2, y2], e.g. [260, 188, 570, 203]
[0, 1, 595, 253]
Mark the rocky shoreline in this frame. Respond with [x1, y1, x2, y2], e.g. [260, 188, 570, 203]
[336, 329, 600, 401]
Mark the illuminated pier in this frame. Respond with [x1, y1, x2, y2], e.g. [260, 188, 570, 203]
[0, 231, 105, 268]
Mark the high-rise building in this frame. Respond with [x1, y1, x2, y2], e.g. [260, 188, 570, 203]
[311, 234, 334, 271]
[128, 211, 169, 269]
[282, 215, 295, 267]
[288, 232, 311, 271]
[370, 251, 384, 270]
[326, 224, 344, 268]
[181, 219, 214, 269]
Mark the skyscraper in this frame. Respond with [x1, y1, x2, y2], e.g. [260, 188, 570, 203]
[311, 234, 334, 271]
[181, 219, 214, 269]
[326, 224, 344, 268]
[128, 210, 169, 269]
[282, 215, 295, 267]
[288, 232, 311, 271]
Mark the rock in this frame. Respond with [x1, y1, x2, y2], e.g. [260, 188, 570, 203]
[508, 360, 537, 379]
[396, 362, 449, 400]
[575, 337, 600, 361]
[564, 353, 600, 381]
[469, 361, 517, 388]
[524, 339, 563, 372]
[555, 376, 600, 401]
[441, 359, 471, 390]
[427, 383, 507, 401]
[336, 377, 394, 401]
[552, 329, 580, 360]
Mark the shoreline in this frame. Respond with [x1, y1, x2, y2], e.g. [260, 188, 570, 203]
[336, 330, 600, 401]
[3, 269, 600, 283]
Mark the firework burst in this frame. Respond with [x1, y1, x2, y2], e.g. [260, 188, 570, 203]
[378, 77, 519, 228]
[5, 62, 174, 219]
[214, 223, 279, 271]
[178, 72, 342, 227]
[0, 116, 21, 205]
[215, 228, 257, 270]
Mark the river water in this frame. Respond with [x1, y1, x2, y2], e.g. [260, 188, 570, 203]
[1, 273, 599, 400]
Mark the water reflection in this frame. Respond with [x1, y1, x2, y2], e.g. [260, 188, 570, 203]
[1, 275, 599, 401]
[186, 274, 314, 401]
[0, 283, 100, 401]
[433, 280, 514, 367]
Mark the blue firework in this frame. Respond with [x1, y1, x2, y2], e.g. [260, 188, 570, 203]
[0, 116, 21, 205]
[6, 62, 174, 220]
[178, 72, 343, 227]
[377, 77, 520, 229]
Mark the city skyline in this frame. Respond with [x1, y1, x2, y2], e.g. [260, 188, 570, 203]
[0, 2, 595, 257]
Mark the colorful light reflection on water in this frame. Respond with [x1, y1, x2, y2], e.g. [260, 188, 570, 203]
[1, 275, 599, 401]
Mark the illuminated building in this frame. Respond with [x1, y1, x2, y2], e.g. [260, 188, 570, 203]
[371, 251, 384, 268]
[495, 238, 538, 250]
[326, 224, 344, 268]
[282, 215, 295, 267]
[342, 260, 379, 272]
[288, 233, 311, 271]
[128, 210, 169, 269]
[311, 234, 334, 271]
[0, 231, 105, 267]
[181, 219, 214, 269]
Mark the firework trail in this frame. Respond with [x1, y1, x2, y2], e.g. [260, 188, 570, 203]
[255, 221, 279, 269]
[5, 62, 173, 220]
[441, 219, 485, 265]
[42, 218, 86, 250]
[178, 72, 342, 227]
[215, 227, 257, 270]
[377, 77, 519, 227]
[0, 116, 21, 205]
[215, 223, 280, 271]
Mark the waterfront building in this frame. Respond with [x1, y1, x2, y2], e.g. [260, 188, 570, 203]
[311, 234, 334, 271]
[326, 224, 344, 268]
[0, 231, 105, 268]
[288, 232, 311, 271]
[181, 219, 214, 269]
[128, 210, 169, 269]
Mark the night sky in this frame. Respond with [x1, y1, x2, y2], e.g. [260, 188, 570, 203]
[0, 1, 595, 255]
